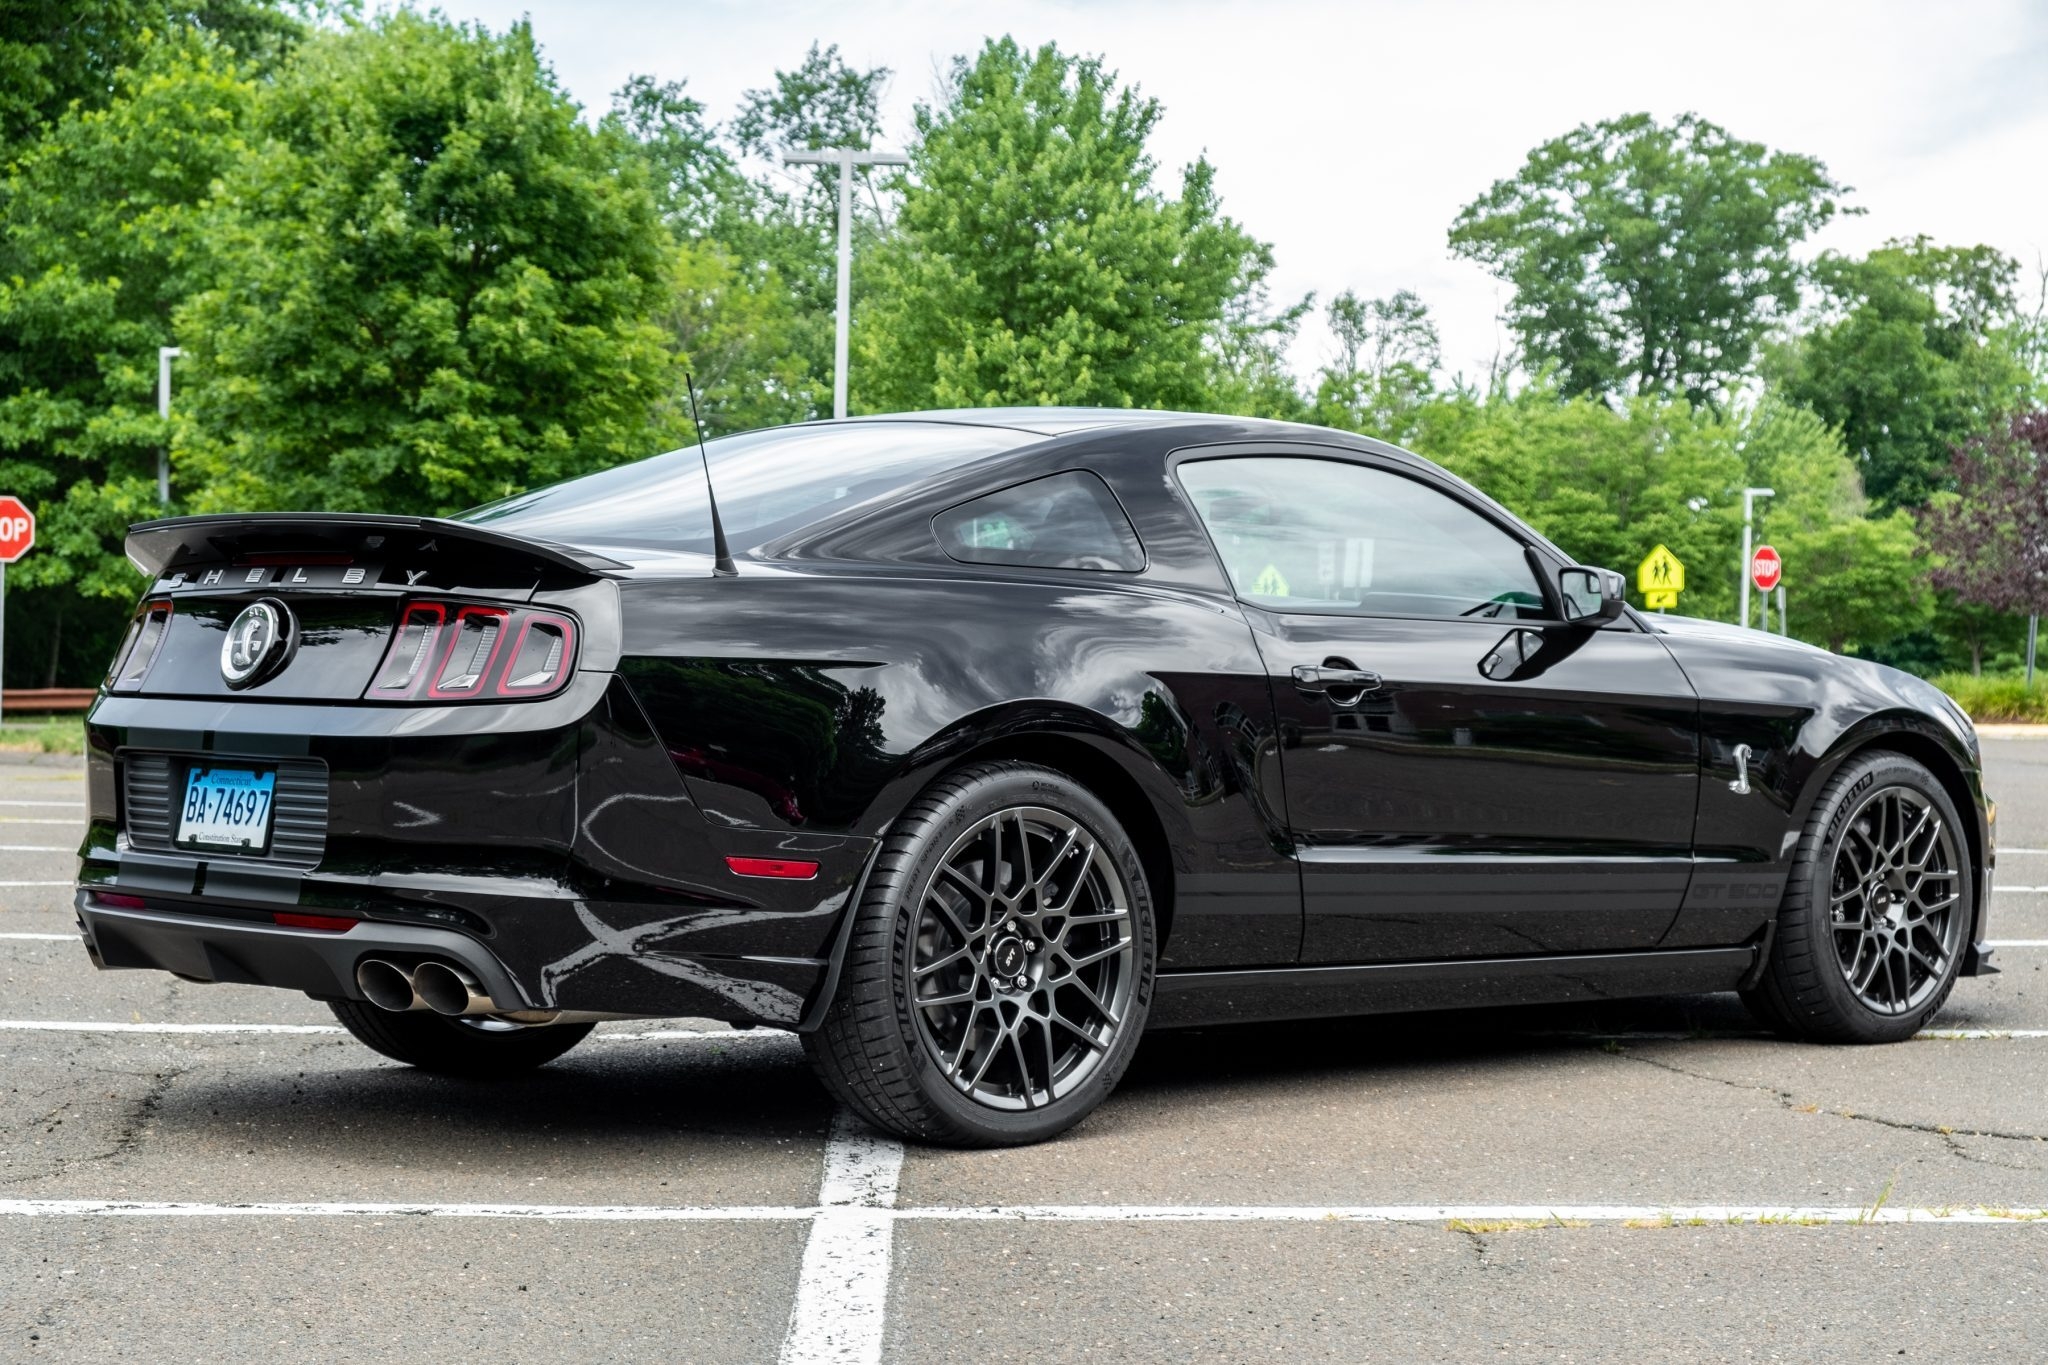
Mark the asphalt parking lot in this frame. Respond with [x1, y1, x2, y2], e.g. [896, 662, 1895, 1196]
[3, 743, 2046, 1362]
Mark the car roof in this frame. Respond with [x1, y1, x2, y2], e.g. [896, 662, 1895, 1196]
[803, 407, 1309, 438]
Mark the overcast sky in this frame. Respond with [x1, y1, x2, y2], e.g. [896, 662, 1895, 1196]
[427, 0, 2048, 385]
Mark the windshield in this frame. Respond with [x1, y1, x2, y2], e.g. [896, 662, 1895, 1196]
[459, 421, 1037, 552]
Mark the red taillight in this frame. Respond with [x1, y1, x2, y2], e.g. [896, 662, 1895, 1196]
[725, 856, 820, 880]
[495, 613, 576, 695]
[107, 600, 173, 691]
[273, 912, 357, 932]
[91, 891, 148, 910]
[367, 602, 447, 699]
[427, 605, 512, 698]
[364, 601, 577, 703]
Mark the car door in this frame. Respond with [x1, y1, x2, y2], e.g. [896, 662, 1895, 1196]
[1175, 452, 1702, 963]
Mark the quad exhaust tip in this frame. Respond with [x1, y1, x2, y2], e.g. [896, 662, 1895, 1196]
[356, 958, 426, 1012]
[355, 956, 631, 1027]
[411, 960, 497, 1017]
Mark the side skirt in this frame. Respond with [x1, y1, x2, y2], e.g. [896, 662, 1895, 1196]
[1147, 946, 1756, 1030]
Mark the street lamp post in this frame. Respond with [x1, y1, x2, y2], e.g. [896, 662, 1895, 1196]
[782, 147, 907, 420]
[1739, 486, 1774, 630]
[157, 346, 181, 505]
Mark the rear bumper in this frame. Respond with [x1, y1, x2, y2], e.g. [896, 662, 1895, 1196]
[78, 897, 534, 1008]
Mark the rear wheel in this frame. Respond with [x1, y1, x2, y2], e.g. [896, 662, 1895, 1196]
[329, 999, 594, 1077]
[805, 762, 1156, 1146]
[1744, 751, 1971, 1043]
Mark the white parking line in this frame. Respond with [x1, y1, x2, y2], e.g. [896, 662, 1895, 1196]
[1987, 940, 2048, 948]
[1994, 885, 2048, 893]
[0, 932, 74, 941]
[0, 801, 83, 808]
[0, 880, 72, 886]
[0, 1198, 2038, 1226]
[0, 845, 72, 852]
[779, 1111, 906, 1365]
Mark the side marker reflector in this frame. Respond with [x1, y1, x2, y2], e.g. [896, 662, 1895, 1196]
[725, 857, 820, 881]
[92, 892, 147, 910]
[272, 912, 359, 933]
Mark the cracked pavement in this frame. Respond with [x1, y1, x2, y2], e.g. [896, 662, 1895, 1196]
[4, 744, 2048, 1361]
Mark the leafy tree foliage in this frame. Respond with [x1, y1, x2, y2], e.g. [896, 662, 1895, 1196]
[1919, 413, 2048, 629]
[0, 0, 295, 152]
[1768, 237, 2038, 511]
[855, 38, 1269, 411]
[1777, 513, 1932, 654]
[1313, 290, 1442, 443]
[0, 31, 256, 682]
[1449, 113, 1850, 408]
[174, 12, 678, 515]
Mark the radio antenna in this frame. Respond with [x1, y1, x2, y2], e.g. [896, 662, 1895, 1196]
[685, 373, 736, 577]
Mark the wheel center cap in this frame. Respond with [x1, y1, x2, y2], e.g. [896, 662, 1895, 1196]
[991, 936, 1027, 978]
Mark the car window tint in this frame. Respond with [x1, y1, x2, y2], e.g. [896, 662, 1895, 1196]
[459, 422, 1037, 553]
[1177, 456, 1547, 620]
[932, 471, 1145, 572]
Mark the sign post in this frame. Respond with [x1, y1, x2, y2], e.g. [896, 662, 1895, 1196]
[1637, 544, 1686, 611]
[1750, 545, 1782, 634]
[0, 497, 37, 726]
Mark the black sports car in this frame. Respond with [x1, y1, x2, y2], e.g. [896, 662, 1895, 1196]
[76, 409, 1995, 1145]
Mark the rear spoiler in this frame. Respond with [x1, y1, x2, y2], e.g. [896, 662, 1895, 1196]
[125, 512, 627, 581]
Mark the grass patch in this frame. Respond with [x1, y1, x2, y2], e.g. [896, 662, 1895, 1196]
[0, 713, 86, 755]
[1447, 1216, 1589, 1234]
[1931, 672, 2048, 723]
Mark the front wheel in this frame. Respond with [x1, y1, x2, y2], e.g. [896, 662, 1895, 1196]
[329, 999, 595, 1077]
[1744, 751, 1972, 1043]
[805, 762, 1157, 1146]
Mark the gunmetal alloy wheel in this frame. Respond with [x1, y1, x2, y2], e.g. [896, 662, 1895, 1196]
[907, 806, 1137, 1111]
[1744, 750, 1972, 1044]
[1829, 784, 1965, 1015]
[805, 761, 1157, 1146]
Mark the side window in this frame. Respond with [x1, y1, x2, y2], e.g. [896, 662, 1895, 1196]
[1177, 457, 1547, 620]
[932, 470, 1145, 572]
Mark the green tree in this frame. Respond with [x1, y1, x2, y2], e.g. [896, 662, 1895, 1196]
[1767, 237, 2037, 510]
[1313, 289, 1440, 442]
[1449, 113, 1851, 407]
[175, 12, 679, 515]
[855, 38, 1272, 411]
[1778, 512, 1932, 654]
[603, 74, 825, 433]
[0, 0, 296, 152]
[0, 31, 256, 683]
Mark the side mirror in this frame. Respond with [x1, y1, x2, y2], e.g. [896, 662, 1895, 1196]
[1559, 566, 1626, 623]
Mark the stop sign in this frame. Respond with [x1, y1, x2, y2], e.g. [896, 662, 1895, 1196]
[1751, 544, 1782, 592]
[0, 497, 32, 564]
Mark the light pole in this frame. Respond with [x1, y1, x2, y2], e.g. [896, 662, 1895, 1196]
[783, 147, 907, 419]
[1739, 486, 1774, 629]
[157, 346, 181, 505]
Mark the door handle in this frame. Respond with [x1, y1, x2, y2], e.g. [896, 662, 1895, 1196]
[1291, 664, 1383, 694]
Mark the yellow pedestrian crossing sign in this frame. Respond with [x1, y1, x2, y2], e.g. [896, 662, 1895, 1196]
[1637, 544, 1684, 610]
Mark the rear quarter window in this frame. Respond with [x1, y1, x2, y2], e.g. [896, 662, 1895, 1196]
[931, 471, 1145, 572]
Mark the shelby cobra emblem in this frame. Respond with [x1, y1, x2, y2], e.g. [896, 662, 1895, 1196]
[218, 598, 292, 688]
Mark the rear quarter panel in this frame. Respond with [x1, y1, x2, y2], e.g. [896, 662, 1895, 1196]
[613, 567, 1297, 969]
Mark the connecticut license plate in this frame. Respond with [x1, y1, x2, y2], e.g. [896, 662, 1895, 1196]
[175, 765, 277, 854]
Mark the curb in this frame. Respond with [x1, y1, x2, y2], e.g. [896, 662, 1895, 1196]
[1975, 724, 2048, 739]
[0, 750, 85, 768]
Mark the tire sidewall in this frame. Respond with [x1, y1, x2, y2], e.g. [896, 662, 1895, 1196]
[877, 765, 1156, 1144]
[1799, 755, 1972, 1040]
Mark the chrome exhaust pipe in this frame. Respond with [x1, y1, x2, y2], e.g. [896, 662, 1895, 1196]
[357, 958, 428, 1012]
[411, 960, 499, 1017]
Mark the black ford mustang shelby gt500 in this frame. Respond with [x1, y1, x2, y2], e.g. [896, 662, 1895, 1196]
[76, 409, 1994, 1145]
